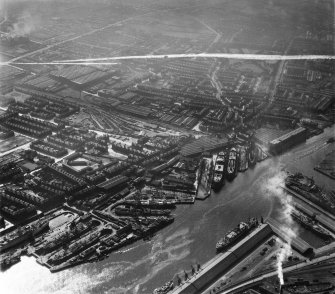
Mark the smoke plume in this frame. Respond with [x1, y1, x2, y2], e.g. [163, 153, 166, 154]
[8, 11, 36, 37]
[276, 194, 296, 285]
[260, 166, 297, 286]
[0, 0, 43, 38]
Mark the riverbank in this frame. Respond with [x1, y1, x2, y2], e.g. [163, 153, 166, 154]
[1, 125, 333, 294]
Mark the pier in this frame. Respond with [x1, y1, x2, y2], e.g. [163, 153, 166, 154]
[170, 224, 272, 294]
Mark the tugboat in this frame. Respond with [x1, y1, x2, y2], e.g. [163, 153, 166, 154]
[226, 147, 238, 181]
[153, 280, 174, 294]
[212, 151, 226, 191]
[216, 218, 258, 253]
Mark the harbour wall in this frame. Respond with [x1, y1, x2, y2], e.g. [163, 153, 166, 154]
[170, 223, 273, 294]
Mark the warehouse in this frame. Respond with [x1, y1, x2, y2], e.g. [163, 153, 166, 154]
[269, 127, 307, 154]
[97, 175, 129, 191]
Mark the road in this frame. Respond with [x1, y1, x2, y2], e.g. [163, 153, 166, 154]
[211, 66, 221, 95]
[3, 53, 334, 66]
[267, 38, 295, 102]
[195, 19, 222, 53]
[209, 62, 233, 115]
[210, 64, 225, 104]
[29, 53, 335, 63]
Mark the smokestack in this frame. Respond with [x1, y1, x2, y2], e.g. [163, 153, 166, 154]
[260, 167, 298, 288]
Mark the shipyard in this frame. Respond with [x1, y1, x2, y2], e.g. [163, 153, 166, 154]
[0, 0, 334, 293]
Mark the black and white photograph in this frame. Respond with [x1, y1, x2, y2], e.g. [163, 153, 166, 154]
[0, 0, 334, 293]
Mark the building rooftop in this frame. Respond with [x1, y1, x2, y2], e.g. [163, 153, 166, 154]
[270, 127, 306, 145]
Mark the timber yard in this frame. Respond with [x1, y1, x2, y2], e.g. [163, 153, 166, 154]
[0, 0, 335, 294]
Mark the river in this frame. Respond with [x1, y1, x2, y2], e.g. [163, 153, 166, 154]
[1, 125, 334, 294]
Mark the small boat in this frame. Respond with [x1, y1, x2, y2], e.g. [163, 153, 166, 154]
[153, 280, 174, 294]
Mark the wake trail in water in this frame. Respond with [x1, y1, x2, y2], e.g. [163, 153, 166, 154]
[290, 141, 329, 162]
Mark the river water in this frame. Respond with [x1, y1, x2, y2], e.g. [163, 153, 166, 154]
[1, 125, 334, 294]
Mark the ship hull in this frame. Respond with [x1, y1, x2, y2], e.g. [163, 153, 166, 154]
[212, 178, 225, 192]
[291, 213, 332, 240]
[216, 226, 250, 252]
[238, 147, 248, 172]
[226, 159, 237, 181]
[212, 153, 226, 191]
[226, 148, 238, 181]
[216, 219, 258, 253]
[0, 256, 20, 271]
[248, 146, 257, 167]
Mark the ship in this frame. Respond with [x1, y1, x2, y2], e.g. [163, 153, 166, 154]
[125, 199, 176, 209]
[41, 221, 90, 254]
[153, 280, 174, 294]
[216, 218, 258, 253]
[248, 143, 257, 167]
[285, 173, 317, 192]
[31, 219, 50, 236]
[291, 210, 333, 241]
[226, 147, 238, 181]
[212, 151, 226, 191]
[48, 231, 100, 265]
[0, 255, 21, 271]
[115, 206, 171, 217]
[0, 226, 33, 252]
[144, 216, 174, 236]
[238, 146, 248, 172]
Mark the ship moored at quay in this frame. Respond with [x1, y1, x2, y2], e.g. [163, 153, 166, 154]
[0, 130, 269, 274]
[211, 141, 264, 191]
[226, 147, 238, 181]
[212, 151, 226, 192]
[291, 209, 333, 242]
[216, 217, 259, 253]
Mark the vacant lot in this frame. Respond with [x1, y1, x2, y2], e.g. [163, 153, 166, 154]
[0, 135, 32, 153]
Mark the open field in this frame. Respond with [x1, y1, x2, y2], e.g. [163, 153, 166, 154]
[0, 134, 31, 153]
